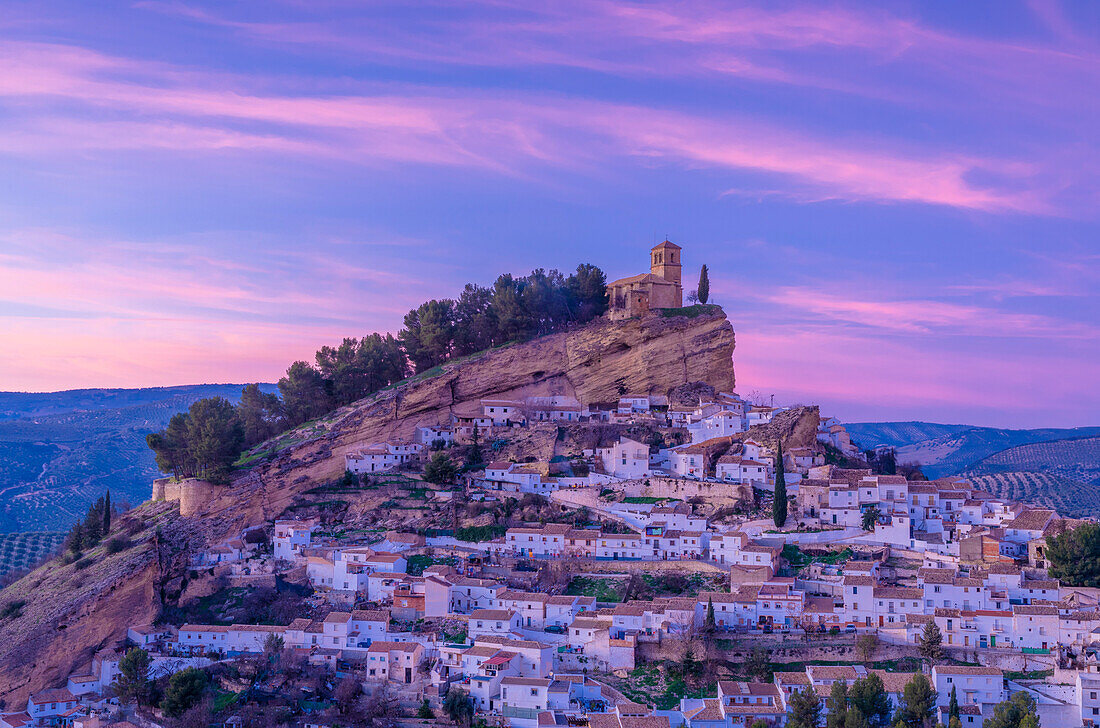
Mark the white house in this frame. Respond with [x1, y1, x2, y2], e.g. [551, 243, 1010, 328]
[931, 666, 1004, 710]
[686, 410, 744, 443]
[525, 396, 584, 422]
[500, 677, 552, 728]
[668, 443, 708, 479]
[27, 689, 78, 721]
[469, 609, 523, 639]
[617, 396, 651, 414]
[597, 437, 650, 480]
[415, 426, 455, 446]
[481, 399, 525, 425]
[274, 519, 316, 561]
[715, 456, 769, 484]
[1078, 672, 1100, 726]
[345, 442, 422, 474]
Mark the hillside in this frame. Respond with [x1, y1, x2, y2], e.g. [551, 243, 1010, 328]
[0, 309, 736, 703]
[847, 422, 1100, 479]
[965, 472, 1099, 518]
[844, 421, 973, 450]
[0, 384, 276, 534]
[202, 308, 735, 536]
[960, 436, 1100, 517]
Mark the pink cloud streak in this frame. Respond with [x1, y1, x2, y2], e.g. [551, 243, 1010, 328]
[0, 40, 1051, 211]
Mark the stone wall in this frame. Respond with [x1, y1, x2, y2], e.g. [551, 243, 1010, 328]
[622, 476, 753, 503]
[151, 477, 218, 517]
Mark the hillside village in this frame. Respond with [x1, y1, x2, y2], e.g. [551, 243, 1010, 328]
[2, 244, 1095, 728]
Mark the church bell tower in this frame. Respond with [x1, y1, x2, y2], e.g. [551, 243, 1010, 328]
[650, 239, 682, 286]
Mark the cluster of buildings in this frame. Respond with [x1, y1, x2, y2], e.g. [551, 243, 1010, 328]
[22, 453, 1100, 728]
[345, 386, 794, 485]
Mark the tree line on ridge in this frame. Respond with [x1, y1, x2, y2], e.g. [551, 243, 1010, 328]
[146, 264, 610, 483]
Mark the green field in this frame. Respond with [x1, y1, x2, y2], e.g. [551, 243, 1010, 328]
[564, 575, 624, 603]
[0, 532, 65, 577]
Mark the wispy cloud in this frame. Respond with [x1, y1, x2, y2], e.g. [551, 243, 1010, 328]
[757, 287, 1097, 339]
[0, 0, 1096, 426]
[0, 40, 1053, 211]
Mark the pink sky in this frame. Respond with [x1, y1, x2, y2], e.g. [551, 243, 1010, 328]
[0, 0, 1097, 428]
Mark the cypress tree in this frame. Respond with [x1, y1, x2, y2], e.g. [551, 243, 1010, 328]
[697, 264, 710, 304]
[948, 685, 959, 723]
[773, 441, 787, 528]
[102, 490, 111, 534]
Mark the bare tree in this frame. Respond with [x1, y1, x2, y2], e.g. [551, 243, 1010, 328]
[857, 633, 879, 662]
[334, 676, 362, 716]
[358, 683, 401, 728]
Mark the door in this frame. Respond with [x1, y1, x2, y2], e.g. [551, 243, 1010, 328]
[405, 667, 412, 683]
[879, 616, 884, 627]
[990, 635, 996, 647]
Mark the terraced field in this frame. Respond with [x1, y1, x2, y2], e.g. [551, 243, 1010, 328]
[848, 422, 1100, 479]
[962, 436, 1100, 517]
[971, 437, 1100, 483]
[0, 532, 65, 577]
[966, 472, 1100, 517]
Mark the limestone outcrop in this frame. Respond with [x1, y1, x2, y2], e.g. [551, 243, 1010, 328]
[196, 309, 736, 531]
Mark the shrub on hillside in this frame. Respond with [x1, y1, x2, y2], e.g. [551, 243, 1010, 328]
[106, 536, 132, 554]
[0, 600, 25, 620]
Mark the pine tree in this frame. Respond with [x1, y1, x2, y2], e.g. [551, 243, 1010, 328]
[682, 643, 698, 681]
[787, 686, 821, 728]
[848, 673, 891, 727]
[467, 423, 483, 468]
[826, 680, 848, 728]
[697, 265, 710, 304]
[918, 621, 945, 664]
[773, 441, 787, 528]
[113, 647, 152, 704]
[84, 496, 104, 545]
[893, 673, 936, 728]
[787, 686, 822, 728]
[745, 647, 769, 682]
[845, 706, 870, 728]
[102, 490, 111, 535]
[66, 521, 84, 555]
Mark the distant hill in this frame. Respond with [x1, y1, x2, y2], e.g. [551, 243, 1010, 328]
[844, 421, 973, 450]
[965, 472, 1100, 518]
[846, 422, 1100, 479]
[0, 384, 275, 533]
[959, 436, 1100, 517]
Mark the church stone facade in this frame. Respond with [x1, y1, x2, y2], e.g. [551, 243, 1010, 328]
[606, 240, 684, 320]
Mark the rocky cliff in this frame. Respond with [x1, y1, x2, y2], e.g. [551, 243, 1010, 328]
[194, 309, 736, 535]
[0, 501, 200, 705]
[0, 309, 735, 703]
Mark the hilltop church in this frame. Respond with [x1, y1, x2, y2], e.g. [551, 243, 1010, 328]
[606, 240, 683, 320]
